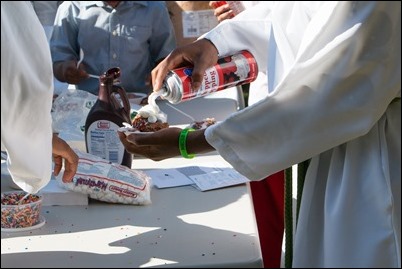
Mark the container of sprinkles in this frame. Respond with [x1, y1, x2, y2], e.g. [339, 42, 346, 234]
[1, 191, 45, 232]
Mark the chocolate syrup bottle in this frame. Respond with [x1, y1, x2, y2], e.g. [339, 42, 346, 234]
[84, 67, 133, 167]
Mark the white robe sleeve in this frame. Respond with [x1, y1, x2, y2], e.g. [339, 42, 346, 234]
[202, 1, 401, 180]
[1, 2, 54, 193]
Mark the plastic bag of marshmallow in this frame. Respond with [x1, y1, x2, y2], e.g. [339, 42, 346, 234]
[57, 150, 151, 205]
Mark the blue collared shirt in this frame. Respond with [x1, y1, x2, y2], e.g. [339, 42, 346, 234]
[50, 1, 176, 94]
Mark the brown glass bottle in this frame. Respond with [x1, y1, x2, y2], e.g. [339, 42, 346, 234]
[84, 67, 133, 167]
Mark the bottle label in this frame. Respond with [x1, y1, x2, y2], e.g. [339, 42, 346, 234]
[86, 121, 125, 164]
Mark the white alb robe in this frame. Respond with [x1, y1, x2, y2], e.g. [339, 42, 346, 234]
[203, 1, 401, 267]
[1, 2, 54, 193]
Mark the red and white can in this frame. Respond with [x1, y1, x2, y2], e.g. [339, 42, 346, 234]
[160, 50, 258, 104]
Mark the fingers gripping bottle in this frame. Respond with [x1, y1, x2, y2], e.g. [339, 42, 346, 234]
[84, 67, 133, 167]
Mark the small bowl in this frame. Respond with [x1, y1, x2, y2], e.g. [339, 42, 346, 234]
[1, 191, 43, 229]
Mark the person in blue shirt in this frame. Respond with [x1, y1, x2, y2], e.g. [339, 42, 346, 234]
[50, 1, 176, 95]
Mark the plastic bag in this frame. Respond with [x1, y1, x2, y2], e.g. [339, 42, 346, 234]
[51, 88, 97, 141]
[58, 150, 152, 205]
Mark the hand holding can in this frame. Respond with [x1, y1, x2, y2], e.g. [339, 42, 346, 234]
[160, 50, 258, 104]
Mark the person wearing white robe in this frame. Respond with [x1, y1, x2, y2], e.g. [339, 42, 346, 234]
[1, 1, 78, 194]
[119, 2, 401, 267]
[209, 2, 284, 267]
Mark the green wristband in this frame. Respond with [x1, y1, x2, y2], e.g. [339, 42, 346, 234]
[179, 128, 195, 159]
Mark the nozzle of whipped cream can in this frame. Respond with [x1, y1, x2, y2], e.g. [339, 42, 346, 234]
[161, 50, 258, 104]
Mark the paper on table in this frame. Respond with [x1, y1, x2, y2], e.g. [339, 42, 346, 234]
[145, 164, 249, 191]
[189, 169, 249, 191]
[144, 168, 194, 188]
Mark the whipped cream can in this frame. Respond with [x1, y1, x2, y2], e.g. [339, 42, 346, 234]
[161, 50, 258, 104]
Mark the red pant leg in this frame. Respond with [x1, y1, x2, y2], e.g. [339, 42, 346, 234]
[249, 171, 284, 268]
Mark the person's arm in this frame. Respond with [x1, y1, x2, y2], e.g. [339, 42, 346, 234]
[118, 127, 215, 161]
[2, 2, 79, 193]
[1, 2, 55, 193]
[124, 2, 401, 182]
[50, 2, 88, 84]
